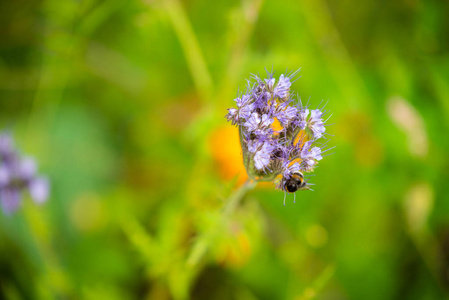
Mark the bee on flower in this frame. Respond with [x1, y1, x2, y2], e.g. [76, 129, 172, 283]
[225, 68, 332, 205]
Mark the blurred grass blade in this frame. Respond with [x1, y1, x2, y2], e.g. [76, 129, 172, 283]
[158, 0, 213, 101]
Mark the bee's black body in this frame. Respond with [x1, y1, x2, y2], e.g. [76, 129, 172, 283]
[284, 172, 306, 193]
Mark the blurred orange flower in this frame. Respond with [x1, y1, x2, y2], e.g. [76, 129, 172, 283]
[209, 125, 248, 185]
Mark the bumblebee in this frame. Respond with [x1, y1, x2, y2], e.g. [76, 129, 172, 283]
[284, 171, 307, 193]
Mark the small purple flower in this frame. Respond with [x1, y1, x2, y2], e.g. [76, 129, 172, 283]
[0, 188, 21, 215]
[17, 157, 37, 181]
[29, 177, 49, 204]
[247, 143, 258, 154]
[307, 109, 326, 139]
[276, 105, 298, 128]
[252, 91, 270, 110]
[265, 78, 275, 91]
[0, 133, 14, 157]
[235, 94, 251, 107]
[243, 113, 261, 132]
[226, 95, 255, 125]
[296, 108, 309, 130]
[273, 74, 291, 99]
[260, 114, 273, 128]
[243, 113, 273, 134]
[0, 132, 50, 214]
[226, 108, 238, 124]
[254, 142, 275, 170]
[300, 141, 323, 171]
[247, 139, 262, 154]
[0, 165, 9, 186]
[240, 103, 254, 119]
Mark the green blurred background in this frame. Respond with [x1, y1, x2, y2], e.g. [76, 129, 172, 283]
[1, 0, 449, 299]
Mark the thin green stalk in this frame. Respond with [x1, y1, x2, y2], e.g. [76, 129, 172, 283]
[162, 0, 213, 101]
[224, 179, 257, 216]
[299, 0, 368, 109]
[186, 179, 257, 267]
[22, 205, 72, 298]
[222, 0, 264, 98]
[298, 264, 335, 300]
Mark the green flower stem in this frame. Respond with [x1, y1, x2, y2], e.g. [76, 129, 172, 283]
[162, 0, 213, 101]
[22, 205, 72, 298]
[223, 179, 257, 216]
[186, 179, 257, 267]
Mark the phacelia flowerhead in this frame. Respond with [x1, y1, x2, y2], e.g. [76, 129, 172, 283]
[225, 68, 333, 204]
[0, 132, 50, 214]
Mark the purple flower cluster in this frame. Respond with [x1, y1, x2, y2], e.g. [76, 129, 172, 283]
[226, 69, 331, 199]
[0, 132, 49, 214]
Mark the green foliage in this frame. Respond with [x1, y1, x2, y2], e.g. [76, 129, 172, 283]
[1, 0, 449, 299]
